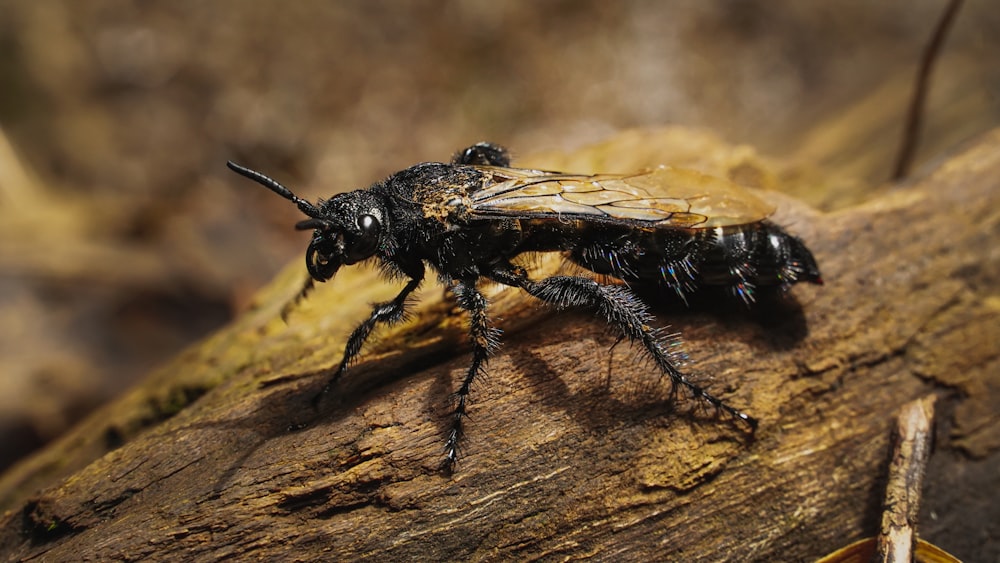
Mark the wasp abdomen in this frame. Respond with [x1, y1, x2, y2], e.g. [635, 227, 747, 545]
[566, 221, 821, 303]
[697, 222, 822, 302]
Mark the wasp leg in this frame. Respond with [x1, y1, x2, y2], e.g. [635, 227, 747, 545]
[489, 269, 758, 431]
[452, 142, 511, 166]
[443, 279, 502, 469]
[312, 269, 424, 407]
[280, 277, 315, 322]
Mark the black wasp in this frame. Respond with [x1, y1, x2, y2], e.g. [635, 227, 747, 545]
[228, 142, 821, 469]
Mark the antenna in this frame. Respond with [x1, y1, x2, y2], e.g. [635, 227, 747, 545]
[226, 161, 323, 218]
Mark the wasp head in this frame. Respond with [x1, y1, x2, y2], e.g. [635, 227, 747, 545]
[227, 162, 386, 282]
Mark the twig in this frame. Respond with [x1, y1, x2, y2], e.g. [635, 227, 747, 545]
[892, 0, 964, 180]
[873, 395, 936, 563]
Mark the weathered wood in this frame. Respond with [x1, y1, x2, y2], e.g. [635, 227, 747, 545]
[1, 128, 997, 562]
[874, 396, 936, 563]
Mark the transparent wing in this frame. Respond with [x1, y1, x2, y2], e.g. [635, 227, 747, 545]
[469, 166, 775, 228]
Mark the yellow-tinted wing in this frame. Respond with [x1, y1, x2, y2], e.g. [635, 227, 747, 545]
[469, 166, 775, 228]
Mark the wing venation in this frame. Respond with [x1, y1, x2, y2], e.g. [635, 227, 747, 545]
[469, 166, 774, 228]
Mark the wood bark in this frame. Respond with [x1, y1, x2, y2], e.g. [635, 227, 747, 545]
[1, 128, 997, 562]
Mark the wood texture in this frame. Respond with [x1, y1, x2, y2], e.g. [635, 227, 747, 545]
[1, 128, 998, 562]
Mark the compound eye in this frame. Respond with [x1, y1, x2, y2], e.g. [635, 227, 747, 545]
[358, 214, 380, 237]
[345, 214, 381, 263]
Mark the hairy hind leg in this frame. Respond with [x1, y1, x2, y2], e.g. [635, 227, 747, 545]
[489, 268, 757, 431]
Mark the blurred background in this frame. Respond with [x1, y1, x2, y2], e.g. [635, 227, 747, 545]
[0, 1, 997, 473]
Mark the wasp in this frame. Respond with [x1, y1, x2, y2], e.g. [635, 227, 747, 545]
[228, 142, 821, 468]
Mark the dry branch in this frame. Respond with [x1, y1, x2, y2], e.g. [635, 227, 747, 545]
[1, 128, 998, 562]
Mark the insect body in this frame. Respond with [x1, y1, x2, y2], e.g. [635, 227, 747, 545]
[228, 143, 821, 469]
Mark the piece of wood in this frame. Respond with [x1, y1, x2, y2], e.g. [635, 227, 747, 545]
[1, 127, 997, 561]
[874, 396, 936, 563]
